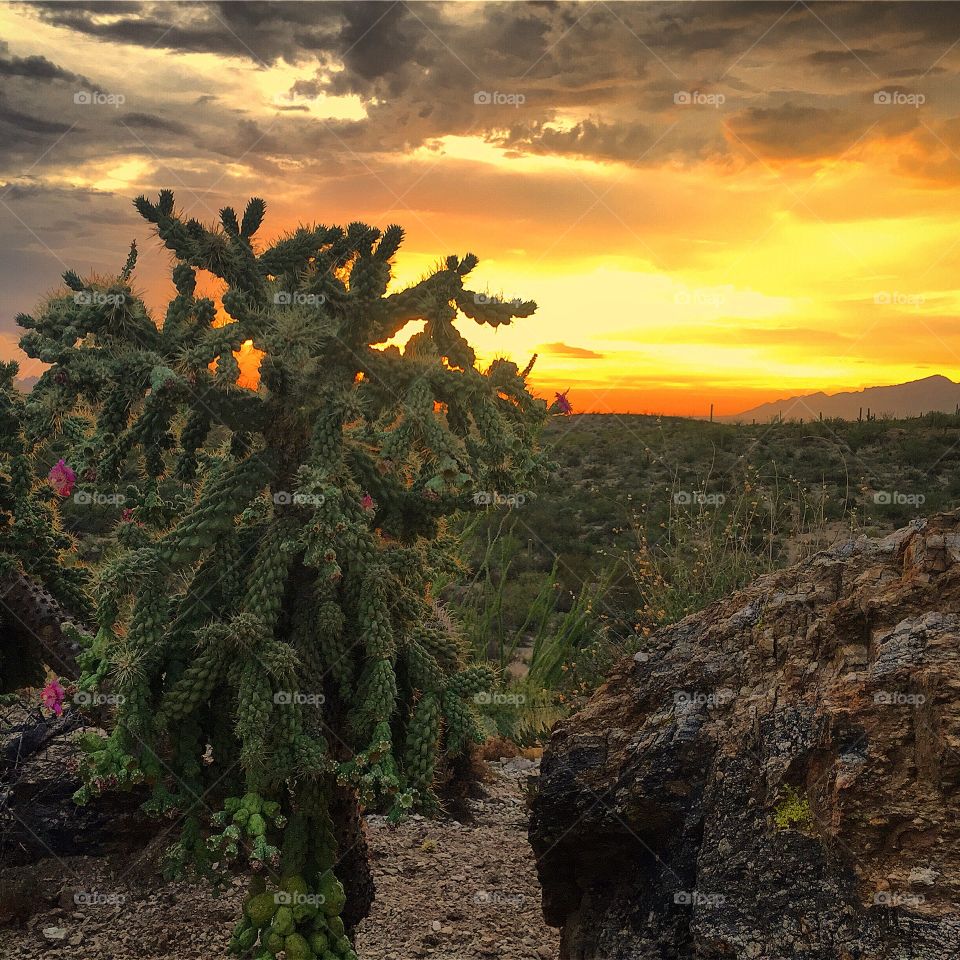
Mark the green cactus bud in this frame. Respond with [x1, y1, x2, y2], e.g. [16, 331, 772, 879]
[284, 933, 312, 960]
[245, 892, 279, 928]
[272, 905, 294, 936]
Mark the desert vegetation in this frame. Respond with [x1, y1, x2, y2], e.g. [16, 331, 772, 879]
[5, 2, 960, 957]
[2, 192, 557, 959]
[451, 407, 960, 740]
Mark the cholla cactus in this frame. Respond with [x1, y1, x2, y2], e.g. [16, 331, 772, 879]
[0, 360, 89, 692]
[17, 191, 549, 957]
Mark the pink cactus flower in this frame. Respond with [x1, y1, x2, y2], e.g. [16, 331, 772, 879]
[41, 678, 66, 716]
[361, 493, 376, 512]
[47, 459, 76, 497]
[554, 390, 573, 415]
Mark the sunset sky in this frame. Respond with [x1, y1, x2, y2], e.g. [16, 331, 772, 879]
[3, 1, 960, 414]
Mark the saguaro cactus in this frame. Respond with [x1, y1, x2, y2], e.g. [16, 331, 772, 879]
[17, 191, 549, 957]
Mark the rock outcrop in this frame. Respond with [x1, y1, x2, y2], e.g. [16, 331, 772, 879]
[530, 514, 960, 959]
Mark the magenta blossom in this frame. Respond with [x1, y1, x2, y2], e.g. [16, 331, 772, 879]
[41, 678, 66, 716]
[47, 459, 76, 497]
[554, 390, 573, 415]
[361, 493, 376, 513]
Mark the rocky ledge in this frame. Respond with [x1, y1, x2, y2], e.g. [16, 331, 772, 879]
[530, 514, 960, 959]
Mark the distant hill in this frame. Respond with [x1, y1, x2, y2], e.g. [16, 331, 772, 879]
[721, 375, 960, 422]
[14, 376, 38, 393]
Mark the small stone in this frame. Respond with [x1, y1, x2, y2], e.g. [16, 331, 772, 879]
[42, 927, 67, 941]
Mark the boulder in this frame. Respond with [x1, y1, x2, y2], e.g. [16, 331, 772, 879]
[530, 514, 960, 958]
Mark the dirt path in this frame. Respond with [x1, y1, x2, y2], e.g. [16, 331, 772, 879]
[3, 760, 558, 960]
[356, 758, 557, 960]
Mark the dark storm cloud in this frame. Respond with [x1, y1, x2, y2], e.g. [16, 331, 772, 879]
[0, 96, 73, 135]
[0, 49, 84, 83]
[23, 0, 344, 64]
[726, 101, 918, 162]
[825, 0, 960, 43]
[727, 103, 857, 160]
[0, 39, 105, 91]
[0, 183, 138, 224]
[3, 1, 960, 192]
[332, 1, 419, 88]
[117, 112, 192, 136]
[498, 119, 657, 166]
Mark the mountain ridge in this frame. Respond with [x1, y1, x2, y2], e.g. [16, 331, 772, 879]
[721, 374, 960, 422]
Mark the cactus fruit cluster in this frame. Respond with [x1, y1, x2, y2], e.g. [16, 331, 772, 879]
[15, 191, 550, 955]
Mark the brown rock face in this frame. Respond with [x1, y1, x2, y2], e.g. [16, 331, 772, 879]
[530, 514, 960, 959]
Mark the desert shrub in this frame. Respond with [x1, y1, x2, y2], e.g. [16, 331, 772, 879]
[624, 470, 850, 639]
[441, 512, 616, 741]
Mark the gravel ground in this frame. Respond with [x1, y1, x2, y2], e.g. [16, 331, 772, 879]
[356, 757, 556, 960]
[2, 759, 558, 960]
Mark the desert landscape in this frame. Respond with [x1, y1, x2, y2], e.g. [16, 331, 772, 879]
[2, 2, 960, 959]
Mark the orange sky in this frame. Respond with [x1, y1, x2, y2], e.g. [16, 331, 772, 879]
[3, 2, 960, 415]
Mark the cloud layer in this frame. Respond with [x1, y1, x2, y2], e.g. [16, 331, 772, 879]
[3, 1, 960, 412]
